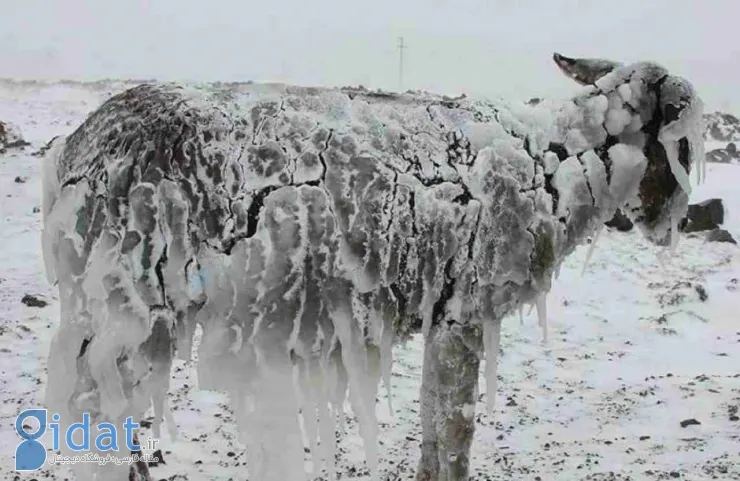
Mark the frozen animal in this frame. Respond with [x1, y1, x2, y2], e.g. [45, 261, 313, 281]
[41, 53, 705, 481]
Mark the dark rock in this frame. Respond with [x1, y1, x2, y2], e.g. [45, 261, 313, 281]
[680, 198, 725, 233]
[706, 228, 736, 244]
[0, 120, 29, 152]
[679, 418, 701, 428]
[694, 284, 708, 301]
[730, 415, 739, 422]
[5, 139, 30, 149]
[605, 209, 634, 231]
[21, 294, 48, 308]
[706, 148, 733, 163]
[14, 176, 27, 184]
[706, 141, 740, 164]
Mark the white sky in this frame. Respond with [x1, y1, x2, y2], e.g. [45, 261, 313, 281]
[1, 0, 738, 112]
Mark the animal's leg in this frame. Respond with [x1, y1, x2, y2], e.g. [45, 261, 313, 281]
[43, 175, 189, 481]
[417, 321, 482, 481]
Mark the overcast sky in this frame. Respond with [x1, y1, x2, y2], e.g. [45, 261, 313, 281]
[1, 0, 737, 111]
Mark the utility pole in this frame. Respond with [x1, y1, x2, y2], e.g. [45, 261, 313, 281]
[398, 37, 406, 92]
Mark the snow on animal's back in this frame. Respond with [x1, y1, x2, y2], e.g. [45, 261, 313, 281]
[49, 82, 550, 304]
[54, 81, 543, 190]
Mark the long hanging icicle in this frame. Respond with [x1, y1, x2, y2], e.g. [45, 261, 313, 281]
[554, 261, 562, 280]
[315, 350, 340, 480]
[670, 215, 680, 252]
[329, 306, 380, 478]
[482, 319, 503, 412]
[661, 138, 693, 196]
[535, 293, 549, 344]
[295, 362, 321, 479]
[379, 323, 394, 417]
[581, 226, 603, 276]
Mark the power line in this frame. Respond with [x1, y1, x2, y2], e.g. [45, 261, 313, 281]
[398, 37, 406, 92]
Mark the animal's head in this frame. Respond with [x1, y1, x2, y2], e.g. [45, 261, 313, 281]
[553, 53, 705, 247]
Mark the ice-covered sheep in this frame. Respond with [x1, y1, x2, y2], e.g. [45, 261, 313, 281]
[41, 53, 705, 481]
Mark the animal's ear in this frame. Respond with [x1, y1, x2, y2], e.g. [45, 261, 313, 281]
[553, 53, 622, 86]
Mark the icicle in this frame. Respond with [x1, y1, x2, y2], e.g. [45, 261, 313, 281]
[518, 304, 525, 326]
[661, 138, 692, 196]
[295, 361, 320, 479]
[328, 345, 348, 434]
[690, 98, 707, 185]
[670, 215, 679, 252]
[152, 391, 178, 441]
[535, 293, 548, 344]
[482, 320, 502, 412]
[317, 350, 339, 480]
[240, 349, 307, 481]
[379, 324, 394, 416]
[581, 226, 603, 276]
[316, 392, 338, 480]
[328, 306, 380, 476]
[694, 136, 703, 185]
[421, 313, 432, 340]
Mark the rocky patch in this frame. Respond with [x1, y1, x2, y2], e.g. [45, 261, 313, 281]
[0, 120, 30, 153]
[706, 228, 737, 244]
[679, 198, 725, 233]
[605, 209, 634, 232]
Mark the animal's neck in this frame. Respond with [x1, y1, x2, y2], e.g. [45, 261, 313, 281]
[474, 93, 649, 302]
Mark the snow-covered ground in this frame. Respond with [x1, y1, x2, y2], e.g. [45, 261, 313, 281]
[0, 83, 738, 481]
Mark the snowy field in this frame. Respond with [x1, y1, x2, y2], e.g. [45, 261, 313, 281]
[0, 82, 738, 481]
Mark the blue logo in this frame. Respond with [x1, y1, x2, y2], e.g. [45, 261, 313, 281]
[15, 410, 47, 471]
[14, 409, 159, 472]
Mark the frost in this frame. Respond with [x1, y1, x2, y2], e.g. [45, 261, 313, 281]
[617, 83, 633, 104]
[604, 103, 632, 136]
[543, 151, 560, 175]
[552, 156, 592, 219]
[579, 150, 609, 209]
[607, 144, 648, 205]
